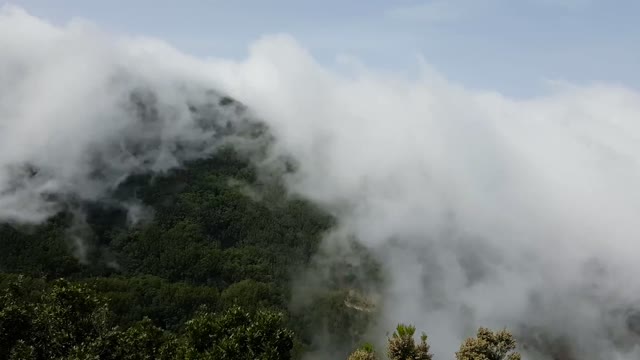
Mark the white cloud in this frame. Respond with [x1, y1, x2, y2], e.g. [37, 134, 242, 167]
[209, 35, 640, 360]
[0, 5, 248, 222]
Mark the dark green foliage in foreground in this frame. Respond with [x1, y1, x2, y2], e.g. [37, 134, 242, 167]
[0, 277, 293, 360]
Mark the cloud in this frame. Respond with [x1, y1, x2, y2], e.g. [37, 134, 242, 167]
[0, 5, 257, 223]
[209, 36, 640, 360]
[3, 6, 640, 359]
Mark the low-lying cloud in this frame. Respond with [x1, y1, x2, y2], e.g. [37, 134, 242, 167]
[2, 5, 640, 359]
[215, 40, 640, 359]
[0, 5, 258, 223]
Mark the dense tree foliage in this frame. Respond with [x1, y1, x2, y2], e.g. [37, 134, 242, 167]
[386, 324, 433, 360]
[0, 277, 293, 360]
[455, 328, 521, 360]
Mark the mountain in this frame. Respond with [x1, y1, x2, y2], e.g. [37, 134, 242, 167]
[0, 90, 378, 359]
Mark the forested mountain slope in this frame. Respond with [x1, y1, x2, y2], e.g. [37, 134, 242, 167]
[0, 92, 380, 359]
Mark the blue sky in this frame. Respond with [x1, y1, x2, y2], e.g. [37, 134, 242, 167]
[7, 0, 640, 96]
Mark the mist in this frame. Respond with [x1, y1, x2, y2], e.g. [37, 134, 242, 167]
[3, 5, 640, 359]
[0, 5, 261, 224]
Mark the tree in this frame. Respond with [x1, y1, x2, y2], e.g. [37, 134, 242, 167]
[347, 343, 378, 360]
[34, 279, 110, 359]
[0, 277, 295, 360]
[175, 305, 294, 360]
[67, 318, 176, 360]
[455, 328, 521, 360]
[346, 324, 432, 360]
[387, 324, 433, 360]
[220, 279, 283, 311]
[0, 277, 109, 359]
[0, 277, 35, 358]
